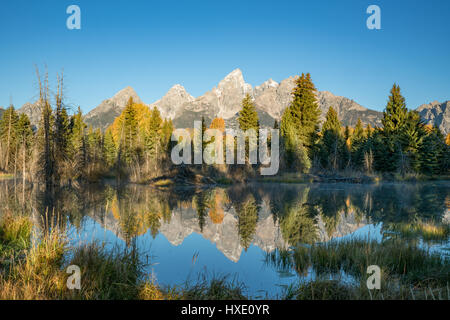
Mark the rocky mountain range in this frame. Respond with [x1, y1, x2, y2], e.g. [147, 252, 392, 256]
[144, 69, 385, 129]
[83, 86, 143, 131]
[417, 100, 450, 135]
[12, 69, 449, 135]
[0, 107, 4, 118]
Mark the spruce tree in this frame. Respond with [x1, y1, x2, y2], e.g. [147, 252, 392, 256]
[16, 113, 33, 182]
[238, 94, 259, 132]
[120, 97, 139, 164]
[36, 97, 55, 187]
[366, 124, 373, 138]
[399, 111, 426, 172]
[70, 107, 87, 179]
[419, 126, 448, 175]
[161, 119, 174, 152]
[0, 105, 19, 172]
[54, 100, 71, 183]
[419, 129, 441, 175]
[350, 119, 366, 169]
[238, 94, 259, 163]
[382, 84, 408, 134]
[378, 84, 409, 172]
[319, 107, 343, 170]
[281, 73, 320, 149]
[103, 128, 116, 168]
[280, 73, 320, 171]
[146, 107, 163, 159]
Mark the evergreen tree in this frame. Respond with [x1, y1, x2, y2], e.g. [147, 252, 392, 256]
[319, 107, 344, 170]
[399, 111, 426, 172]
[382, 84, 408, 134]
[70, 107, 87, 179]
[36, 97, 55, 188]
[281, 73, 320, 150]
[0, 105, 19, 171]
[419, 128, 441, 175]
[352, 119, 365, 142]
[377, 84, 409, 172]
[120, 98, 139, 164]
[238, 94, 259, 132]
[419, 126, 448, 175]
[103, 128, 116, 167]
[350, 118, 366, 169]
[54, 97, 71, 183]
[366, 124, 373, 138]
[280, 73, 320, 171]
[16, 113, 33, 182]
[161, 119, 174, 152]
[146, 106, 163, 159]
[238, 94, 259, 163]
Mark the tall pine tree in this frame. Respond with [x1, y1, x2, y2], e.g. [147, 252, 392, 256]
[319, 107, 344, 170]
[280, 73, 320, 171]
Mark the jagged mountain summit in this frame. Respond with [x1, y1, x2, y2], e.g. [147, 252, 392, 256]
[84, 86, 142, 131]
[148, 84, 195, 119]
[417, 100, 449, 135]
[155, 68, 257, 128]
[13, 69, 448, 135]
[152, 69, 383, 129]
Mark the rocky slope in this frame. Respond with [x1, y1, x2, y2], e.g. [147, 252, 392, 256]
[148, 84, 195, 120]
[417, 100, 449, 135]
[83, 86, 142, 131]
[17, 101, 42, 129]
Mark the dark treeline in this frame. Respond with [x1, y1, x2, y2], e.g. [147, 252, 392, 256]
[1, 71, 449, 187]
[279, 74, 450, 176]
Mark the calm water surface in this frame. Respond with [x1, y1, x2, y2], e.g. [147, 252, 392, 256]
[1, 181, 449, 298]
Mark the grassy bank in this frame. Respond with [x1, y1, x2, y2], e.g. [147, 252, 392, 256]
[0, 213, 246, 300]
[267, 238, 450, 300]
[1, 213, 448, 300]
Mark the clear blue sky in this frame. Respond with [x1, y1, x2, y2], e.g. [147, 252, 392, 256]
[0, 0, 449, 114]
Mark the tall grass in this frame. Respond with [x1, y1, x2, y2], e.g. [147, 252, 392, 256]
[390, 220, 450, 241]
[0, 214, 246, 300]
[267, 238, 450, 300]
[0, 213, 32, 261]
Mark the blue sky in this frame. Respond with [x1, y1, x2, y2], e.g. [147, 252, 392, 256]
[0, 0, 449, 114]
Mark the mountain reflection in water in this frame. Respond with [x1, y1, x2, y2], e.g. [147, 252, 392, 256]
[0, 181, 448, 297]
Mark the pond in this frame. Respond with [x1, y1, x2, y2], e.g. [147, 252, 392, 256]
[0, 181, 449, 298]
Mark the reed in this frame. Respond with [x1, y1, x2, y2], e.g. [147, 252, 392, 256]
[0, 213, 246, 300]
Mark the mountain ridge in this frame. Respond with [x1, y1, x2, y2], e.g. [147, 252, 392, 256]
[13, 70, 449, 135]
